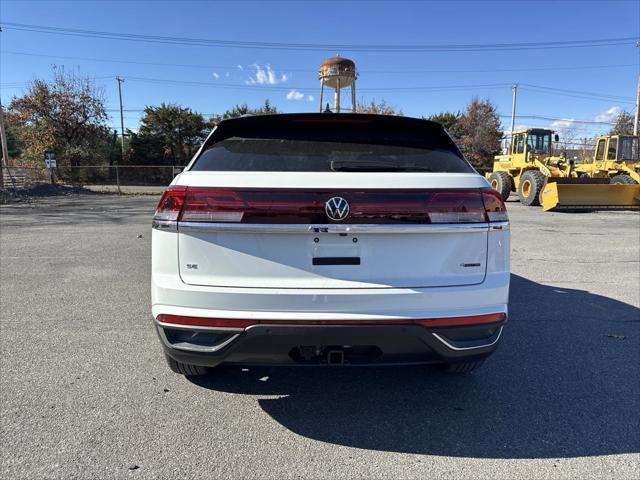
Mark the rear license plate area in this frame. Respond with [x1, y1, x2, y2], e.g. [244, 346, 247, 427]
[311, 234, 361, 266]
[312, 257, 360, 266]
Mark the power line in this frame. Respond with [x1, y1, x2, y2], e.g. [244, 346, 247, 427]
[499, 114, 616, 125]
[1, 22, 637, 52]
[2, 73, 633, 104]
[2, 49, 637, 75]
[0, 75, 510, 93]
[103, 105, 617, 129]
[0, 75, 115, 88]
[106, 108, 617, 126]
[122, 75, 512, 92]
[520, 87, 636, 104]
[520, 83, 634, 101]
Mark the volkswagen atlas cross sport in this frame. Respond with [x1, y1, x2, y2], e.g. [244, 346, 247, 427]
[151, 113, 510, 376]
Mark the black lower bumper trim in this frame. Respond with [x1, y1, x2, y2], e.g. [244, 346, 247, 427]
[157, 320, 505, 368]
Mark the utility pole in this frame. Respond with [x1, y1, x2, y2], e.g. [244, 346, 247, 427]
[0, 99, 9, 190]
[634, 75, 639, 136]
[510, 84, 518, 138]
[116, 76, 125, 194]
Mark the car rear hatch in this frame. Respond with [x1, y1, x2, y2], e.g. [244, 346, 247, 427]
[154, 114, 507, 289]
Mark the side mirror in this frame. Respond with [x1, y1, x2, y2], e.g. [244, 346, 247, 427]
[554, 134, 560, 142]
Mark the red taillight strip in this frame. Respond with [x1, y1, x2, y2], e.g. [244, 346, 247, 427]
[414, 313, 505, 327]
[156, 313, 506, 329]
[154, 187, 508, 225]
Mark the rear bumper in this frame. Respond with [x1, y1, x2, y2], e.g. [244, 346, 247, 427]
[156, 319, 506, 367]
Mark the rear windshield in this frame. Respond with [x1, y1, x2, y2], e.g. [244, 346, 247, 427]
[190, 119, 473, 173]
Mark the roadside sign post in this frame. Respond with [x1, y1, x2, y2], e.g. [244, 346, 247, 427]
[44, 151, 57, 184]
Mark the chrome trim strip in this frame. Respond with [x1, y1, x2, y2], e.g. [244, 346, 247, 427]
[152, 220, 177, 231]
[489, 221, 510, 231]
[177, 222, 491, 234]
[431, 326, 503, 351]
[168, 333, 240, 353]
[156, 320, 244, 333]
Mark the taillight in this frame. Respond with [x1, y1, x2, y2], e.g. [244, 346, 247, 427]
[154, 187, 508, 224]
[156, 313, 506, 328]
[154, 185, 187, 221]
[481, 188, 509, 223]
[180, 188, 248, 223]
[423, 191, 486, 223]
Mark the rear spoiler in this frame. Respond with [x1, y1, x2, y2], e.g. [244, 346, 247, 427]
[196, 113, 461, 157]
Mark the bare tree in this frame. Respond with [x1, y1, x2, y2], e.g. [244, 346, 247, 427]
[609, 110, 634, 135]
[355, 98, 402, 115]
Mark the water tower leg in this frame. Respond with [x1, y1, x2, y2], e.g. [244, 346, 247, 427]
[351, 84, 356, 113]
[335, 78, 341, 113]
[319, 79, 324, 113]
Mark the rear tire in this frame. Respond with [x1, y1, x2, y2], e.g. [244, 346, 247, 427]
[442, 360, 485, 374]
[518, 170, 546, 206]
[165, 355, 209, 376]
[610, 174, 636, 185]
[488, 171, 513, 201]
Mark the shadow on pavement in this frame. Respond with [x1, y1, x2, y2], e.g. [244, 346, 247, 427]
[190, 274, 640, 459]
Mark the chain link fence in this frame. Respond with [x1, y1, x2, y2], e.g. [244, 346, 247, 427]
[1, 164, 185, 192]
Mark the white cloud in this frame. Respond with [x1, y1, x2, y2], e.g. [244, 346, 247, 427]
[286, 89, 305, 100]
[237, 64, 244, 71]
[307, 95, 314, 102]
[550, 118, 576, 130]
[595, 106, 621, 123]
[245, 64, 288, 85]
[212, 72, 220, 79]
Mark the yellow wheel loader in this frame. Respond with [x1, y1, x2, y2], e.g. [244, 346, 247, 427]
[540, 134, 640, 211]
[487, 129, 640, 211]
[486, 129, 573, 206]
[573, 135, 639, 184]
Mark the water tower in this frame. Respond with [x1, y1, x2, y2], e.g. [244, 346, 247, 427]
[318, 56, 357, 113]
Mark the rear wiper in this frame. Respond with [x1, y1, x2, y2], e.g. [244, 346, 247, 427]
[330, 160, 432, 172]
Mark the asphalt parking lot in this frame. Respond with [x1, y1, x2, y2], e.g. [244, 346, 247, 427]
[1, 194, 639, 479]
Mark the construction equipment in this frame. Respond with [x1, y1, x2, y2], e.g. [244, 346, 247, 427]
[539, 182, 640, 211]
[573, 135, 639, 184]
[539, 134, 640, 211]
[487, 130, 640, 211]
[487, 129, 573, 205]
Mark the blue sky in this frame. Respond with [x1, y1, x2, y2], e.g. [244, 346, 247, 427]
[1, 0, 638, 142]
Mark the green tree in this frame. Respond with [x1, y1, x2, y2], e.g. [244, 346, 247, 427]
[211, 99, 279, 123]
[5, 126, 22, 158]
[130, 103, 209, 166]
[609, 110, 634, 135]
[456, 98, 502, 169]
[8, 66, 110, 168]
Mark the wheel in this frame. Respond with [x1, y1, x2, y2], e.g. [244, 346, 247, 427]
[517, 170, 546, 206]
[165, 355, 209, 376]
[442, 360, 485, 374]
[610, 174, 637, 185]
[488, 171, 513, 201]
[578, 172, 590, 179]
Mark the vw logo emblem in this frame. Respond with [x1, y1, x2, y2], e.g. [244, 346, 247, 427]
[325, 197, 350, 221]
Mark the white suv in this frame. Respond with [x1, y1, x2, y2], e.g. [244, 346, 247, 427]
[151, 113, 510, 375]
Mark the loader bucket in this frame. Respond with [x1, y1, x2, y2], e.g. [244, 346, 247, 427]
[540, 181, 640, 211]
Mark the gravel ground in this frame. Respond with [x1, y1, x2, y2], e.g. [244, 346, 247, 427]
[1, 194, 639, 479]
